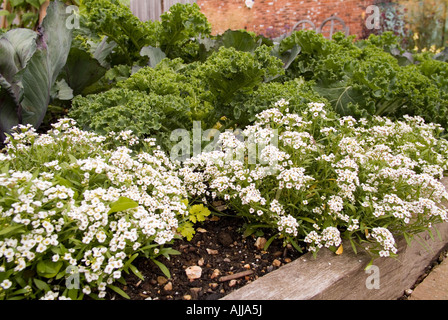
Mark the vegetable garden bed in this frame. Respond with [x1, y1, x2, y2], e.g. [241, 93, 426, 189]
[106, 181, 448, 301]
[2, 1, 448, 301]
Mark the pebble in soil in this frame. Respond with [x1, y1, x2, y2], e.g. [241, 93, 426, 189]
[106, 215, 304, 300]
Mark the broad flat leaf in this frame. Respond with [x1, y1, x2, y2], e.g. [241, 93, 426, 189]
[271, 44, 301, 70]
[0, 29, 38, 138]
[51, 79, 74, 100]
[91, 36, 117, 68]
[220, 29, 260, 52]
[314, 79, 364, 116]
[26, 0, 42, 9]
[9, 0, 25, 7]
[107, 196, 139, 215]
[268, 44, 301, 81]
[140, 46, 166, 69]
[0, 29, 37, 83]
[36, 260, 63, 278]
[19, 0, 73, 128]
[62, 47, 106, 95]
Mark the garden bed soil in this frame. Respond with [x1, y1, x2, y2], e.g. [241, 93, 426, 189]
[105, 215, 304, 300]
[105, 215, 448, 301]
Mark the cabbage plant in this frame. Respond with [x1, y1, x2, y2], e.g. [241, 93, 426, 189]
[0, 1, 72, 142]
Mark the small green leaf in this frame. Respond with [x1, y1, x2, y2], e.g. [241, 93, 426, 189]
[349, 238, 358, 254]
[288, 238, 303, 253]
[151, 258, 171, 279]
[107, 284, 131, 299]
[36, 260, 63, 278]
[108, 196, 138, 215]
[129, 264, 144, 281]
[160, 247, 181, 259]
[242, 224, 270, 238]
[123, 253, 139, 272]
[68, 288, 79, 300]
[177, 221, 195, 241]
[33, 278, 50, 291]
[188, 204, 211, 223]
[297, 216, 316, 224]
[264, 235, 277, 251]
[0, 224, 25, 236]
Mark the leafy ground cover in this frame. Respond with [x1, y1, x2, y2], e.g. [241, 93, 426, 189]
[1, 1, 448, 300]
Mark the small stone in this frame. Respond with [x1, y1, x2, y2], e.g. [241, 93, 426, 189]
[198, 257, 205, 266]
[223, 258, 231, 263]
[267, 265, 274, 272]
[206, 248, 219, 255]
[183, 294, 192, 300]
[243, 264, 251, 269]
[229, 279, 237, 287]
[197, 228, 207, 233]
[254, 237, 267, 250]
[272, 259, 281, 267]
[163, 282, 173, 291]
[157, 276, 168, 285]
[405, 288, 413, 296]
[284, 258, 292, 263]
[209, 283, 219, 289]
[185, 266, 202, 280]
[210, 269, 221, 279]
[273, 251, 283, 257]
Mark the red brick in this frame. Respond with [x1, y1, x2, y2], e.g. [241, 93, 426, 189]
[196, 0, 375, 38]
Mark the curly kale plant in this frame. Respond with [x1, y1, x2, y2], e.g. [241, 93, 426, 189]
[80, 0, 158, 65]
[156, 3, 212, 62]
[280, 30, 448, 128]
[69, 60, 211, 150]
[69, 45, 287, 150]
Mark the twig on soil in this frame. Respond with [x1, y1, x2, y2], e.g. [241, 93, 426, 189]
[219, 270, 254, 282]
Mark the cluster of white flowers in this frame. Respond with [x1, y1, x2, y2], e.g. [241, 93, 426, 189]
[369, 227, 398, 257]
[0, 118, 188, 299]
[304, 226, 342, 252]
[308, 102, 327, 119]
[180, 99, 448, 258]
[3, 99, 448, 299]
[277, 167, 314, 191]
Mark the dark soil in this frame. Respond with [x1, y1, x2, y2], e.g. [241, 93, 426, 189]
[106, 215, 305, 300]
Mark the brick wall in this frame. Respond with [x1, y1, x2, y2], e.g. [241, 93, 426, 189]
[196, 0, 376, 39]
